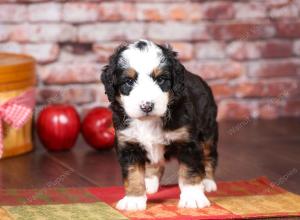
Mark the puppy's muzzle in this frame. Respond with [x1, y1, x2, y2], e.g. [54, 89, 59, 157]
[140, 102, 154, 113]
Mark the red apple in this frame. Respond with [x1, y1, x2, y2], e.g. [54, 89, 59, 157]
[81, 107, 115, 150]
[37, 105, 80, 151]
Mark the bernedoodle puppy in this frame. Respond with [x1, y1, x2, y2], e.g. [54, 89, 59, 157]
[101, 40, 218, 211]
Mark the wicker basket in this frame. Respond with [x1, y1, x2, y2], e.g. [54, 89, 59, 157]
[0, 53, 36, 158]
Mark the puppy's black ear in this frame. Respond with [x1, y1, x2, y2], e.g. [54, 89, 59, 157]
[101, 64, 116, 103]
[162, 44, 185, 98]
[171, 56, 185, 98]
[101, 44, 128, 103]
[157, 44, 185, 99]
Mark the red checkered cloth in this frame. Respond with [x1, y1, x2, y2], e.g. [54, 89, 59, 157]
[0, 88, 36, 157]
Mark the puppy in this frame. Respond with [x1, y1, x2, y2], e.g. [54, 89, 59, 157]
[101, 40, 218, 211]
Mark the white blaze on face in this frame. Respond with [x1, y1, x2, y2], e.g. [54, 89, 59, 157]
[120, 40, 169, 119]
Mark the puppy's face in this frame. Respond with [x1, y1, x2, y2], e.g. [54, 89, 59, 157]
[102, 40, 184, 119]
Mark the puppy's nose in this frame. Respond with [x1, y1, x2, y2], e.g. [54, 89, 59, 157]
[140, 102, 154, 113]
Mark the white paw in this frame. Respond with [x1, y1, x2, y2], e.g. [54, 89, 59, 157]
[202, 179, 217, 192]
[116, 195, 147, 211]
[178, 184, 210, 209]
[145, 176, 159, 194]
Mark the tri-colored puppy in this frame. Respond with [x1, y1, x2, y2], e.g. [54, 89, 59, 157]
[101, 40, 218, 211]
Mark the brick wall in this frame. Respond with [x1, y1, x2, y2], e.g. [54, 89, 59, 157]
[0, 0, 300, 120]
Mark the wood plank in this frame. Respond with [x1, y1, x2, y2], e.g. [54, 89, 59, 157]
[0, 149, 93, 189]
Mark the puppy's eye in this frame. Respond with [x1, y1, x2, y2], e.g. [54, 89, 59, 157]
[124, 78, 135, 86]
[156, 77, 167, 85]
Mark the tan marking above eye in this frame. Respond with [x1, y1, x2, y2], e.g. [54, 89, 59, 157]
[124, 68, 137, 78]
[152, 67, 163, 78]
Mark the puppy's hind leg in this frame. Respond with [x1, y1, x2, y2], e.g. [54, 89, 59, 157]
[145, 162, 164, 194]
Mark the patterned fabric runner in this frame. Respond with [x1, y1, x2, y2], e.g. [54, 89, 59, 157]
[0, 177, 299, 220]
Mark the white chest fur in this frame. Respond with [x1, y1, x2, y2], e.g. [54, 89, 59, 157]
[118, 117, 189, 164]
[119, 118, 165, 163]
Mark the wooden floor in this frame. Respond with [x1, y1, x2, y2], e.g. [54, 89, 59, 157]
[0, 118, 299, 196]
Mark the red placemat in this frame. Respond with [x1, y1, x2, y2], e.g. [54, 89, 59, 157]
[0, 177, 299, 220]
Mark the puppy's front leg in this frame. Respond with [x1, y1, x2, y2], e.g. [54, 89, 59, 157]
[202, 139, 218, 193]
[116, 145, 147, 211]
[145, 163, 164, 194]
[178, 142, 210, 209]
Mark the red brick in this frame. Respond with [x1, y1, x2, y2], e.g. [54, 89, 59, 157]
[295, 0, 300, 9]
[235, 82, 265, 98]
[259, 40, 293, 58]
[209, 22, 275, 40]
[124, 0, 186, 1]
[265, 0, 293, 8]
[269, 2, 298, 18]
[22, 43, 60, 64]
[217, 100, 253, 120]
[147, 23, 209, 41]
[283, 100, 300, 116]
[136, 3, 202, 22]
[64, 43, 92, 54]
[218, 97, 295, 120]
[265, 80, 299, 97]
[136, 3, 164, 21]
[63, 3, 99, 23]
[28, 3, 61, 22]
[236, 80, 299, 98]
[79, 85, 110, 116]
[0, 25, 10, 42]
[276, 21, 300, 38]
[211, 83, 235, 100]
[184, 61, 244, 80]
[10, 24, 76, 42]
[247, 60, 298, 78]
[93, 84, 110, 106]
[211, 83, 255, 100]
[59, 43, 96, 62]
[37, 86, 97, 105]
[202, 1, 234, 20]
[258, 102, 280, 119]
[39, 63, 102, 84]
[226, 42, 261, 60]
[0, 42, 22, 53]
[234, 2, 267, 19]
[93, 42, 120, 62]
[59, 50, 97, 63]
[0, 42, 59, 63]
[212, 80, 299, 99]
[195, 42, 226, 59]
[169, 42, 194, 61]
[294, 40, 300, 56]
[167, 3, 202, 21]
[0, 4, 27, 22]
[227, 41, 293, 60]
[78, 23, 145, 42]
[99, 2, 136, 21]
